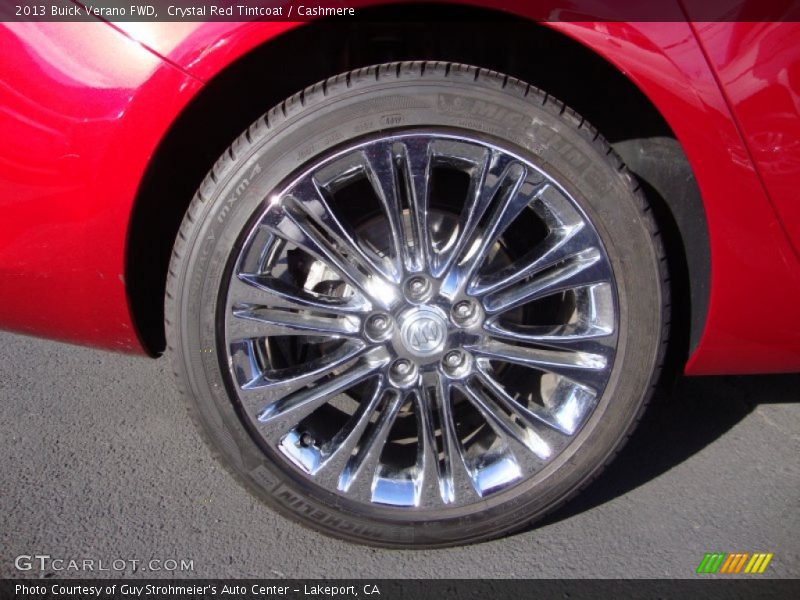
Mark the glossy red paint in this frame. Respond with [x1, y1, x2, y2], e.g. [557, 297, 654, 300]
[101, 14, 800, 372]
[0, 22, 201, 352]
[0, 4, 798, 372]
[542, 21, 800, 373]
[682, 20, 800, 372]
[691, 21, 800, 259]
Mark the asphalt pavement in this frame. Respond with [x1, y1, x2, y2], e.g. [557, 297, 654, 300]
[1, 330, 798, 578]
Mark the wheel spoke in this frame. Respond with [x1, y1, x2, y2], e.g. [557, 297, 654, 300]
[482, 280, 615, 353]
[362, 140, 434, 274]
[427, 144, 494, 277]
[238, 343, 367, 414]
[311, 377, 388, 484]
[475, 367, 577, 436]
[262, 189, 397, 309]
[469, 221, 594, 296]
[361, 145, 408, 273]
[468, 339, 607, 391]
[407, 386, 440, 506]
[256, 358, 382, 435]
[229, 273, 370, 315]
[483, 321, 612, 349]
[441, 167, 547, 297]
[482, 247, 608, 315]
[458, 381, 543, 471]
[292, 177, 401, 282]
[435, 377, 481, 502]
[399, 138, 433, 273]
[462, 379, 551, 460]
[228, 307, 360, 341]
[337, 390, 404, 498]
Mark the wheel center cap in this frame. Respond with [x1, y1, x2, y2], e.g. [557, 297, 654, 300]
[399, 307, 447, 357]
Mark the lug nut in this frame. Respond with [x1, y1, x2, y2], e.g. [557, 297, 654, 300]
[391, 358, 413, 376]
[443, 350, 465, 369]
[299, 432, 315, 447]
[405, 276, 430, 299]
[452, 300, 477, 323]
[389, 358, 417, 386]
[442, 350, 471, 378]
[370, 315, 388, 329]
[365, 313, 392, 341]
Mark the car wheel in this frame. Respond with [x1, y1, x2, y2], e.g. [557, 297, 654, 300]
[166, 62, 669, 547]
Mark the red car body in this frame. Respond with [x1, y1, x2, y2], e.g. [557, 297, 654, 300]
[1, 2, 799, 374]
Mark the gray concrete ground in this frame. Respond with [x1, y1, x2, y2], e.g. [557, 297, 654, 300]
[1, 331, 798, 578]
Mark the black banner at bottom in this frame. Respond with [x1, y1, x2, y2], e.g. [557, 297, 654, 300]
[2, 579, 799, 600]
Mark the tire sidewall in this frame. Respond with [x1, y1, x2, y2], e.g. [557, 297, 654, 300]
[172, 74, 663, 546]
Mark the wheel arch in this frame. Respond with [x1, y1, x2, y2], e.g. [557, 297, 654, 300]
[125, 5, 709, 370]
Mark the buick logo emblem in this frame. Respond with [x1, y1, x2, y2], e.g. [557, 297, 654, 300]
[408, 318, 445, 351]
[400, 311, 447, 356]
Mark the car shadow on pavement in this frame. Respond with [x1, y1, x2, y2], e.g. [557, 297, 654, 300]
[537, 373, 800, 527]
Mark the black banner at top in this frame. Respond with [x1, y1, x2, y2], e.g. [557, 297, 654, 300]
[1, 0, 800, 22]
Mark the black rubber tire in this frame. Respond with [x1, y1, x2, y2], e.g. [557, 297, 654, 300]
[165, 61, 670, 547]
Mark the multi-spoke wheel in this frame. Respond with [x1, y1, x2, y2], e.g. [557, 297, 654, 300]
[167, 63, 668, 546]
[226, 132, 616, 508]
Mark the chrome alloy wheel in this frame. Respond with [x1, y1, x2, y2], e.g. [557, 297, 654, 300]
[223, 131, 617, 512]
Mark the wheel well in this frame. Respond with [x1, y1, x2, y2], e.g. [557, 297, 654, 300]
[126, 3, 708, 370]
